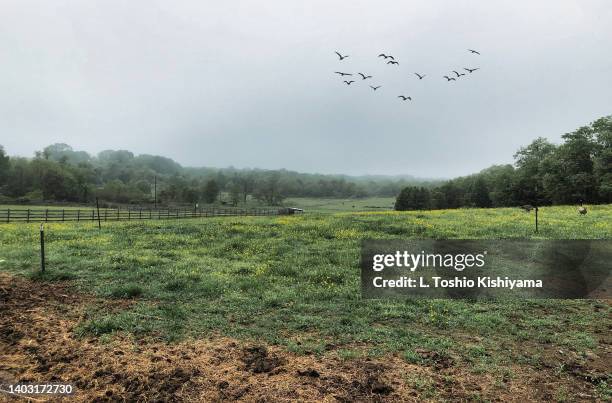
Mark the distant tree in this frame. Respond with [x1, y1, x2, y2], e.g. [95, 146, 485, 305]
[470, 177, 492, 208]
[202, 179, 220, 203]
[253, 173, 285, 205]
[513, 137, 557, 205]
[414, 187, 431, 210]
[238, 174, 256, 203]
[394, 187, 412, 211]
[182, 187, 200, 204]
[395, 186, 431, 210]
[592, 116, 612, 203]
[0, 145, 9, 187]
[227, 181, 241, 206]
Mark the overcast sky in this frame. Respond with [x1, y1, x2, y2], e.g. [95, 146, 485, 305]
[1, 0, 611, 178]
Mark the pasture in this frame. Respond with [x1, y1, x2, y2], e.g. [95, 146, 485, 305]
[0, 203, 610, 401]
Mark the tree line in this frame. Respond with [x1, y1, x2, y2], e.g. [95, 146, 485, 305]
[0, 144, 432, 206]
[395, 116, 611, 211]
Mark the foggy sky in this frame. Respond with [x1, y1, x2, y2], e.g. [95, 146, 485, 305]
[1, 0, 611, 178]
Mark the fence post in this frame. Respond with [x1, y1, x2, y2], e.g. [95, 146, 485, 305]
[96, 198, 101, 230]
[6, 209, 10, 223]
[128, 209, 131, 220]
[139, 209, 142, 220]
[62, 209, 65, 222]
[77, 210, 80, 222]
[40, 223, 45, 273]
[27, 209, 30, 223]
[45, 209, 48, 222]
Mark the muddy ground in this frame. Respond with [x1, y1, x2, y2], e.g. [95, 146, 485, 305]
[0, 273, 609, 402]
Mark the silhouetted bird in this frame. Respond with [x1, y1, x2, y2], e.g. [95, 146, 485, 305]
[335, 51, 349, 60]
[464, 67, 479, 73]
[387, 60, 399, 65]
[398, 95, 412, 101]
[358, 73, 373, 80]
[453, 70, 466, 77]
[334, 72, 352, 76]
[414, 73, 426, 80]
[443, 76, 456, 81]
[378, 54, 394, 60]
[343, 80, 355, 85]
[468, 49, 480, 55]
[369, 85, 381, 91]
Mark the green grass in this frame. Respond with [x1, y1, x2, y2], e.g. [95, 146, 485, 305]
[0, 204, 610, 366]
[284, 197, 396, 212]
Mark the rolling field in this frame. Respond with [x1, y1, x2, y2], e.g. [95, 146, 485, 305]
[0, 203, 610, 401]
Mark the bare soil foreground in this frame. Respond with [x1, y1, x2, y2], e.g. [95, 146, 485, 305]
[0, 273, 609, 402]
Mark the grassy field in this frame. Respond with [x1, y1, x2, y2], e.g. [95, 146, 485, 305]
[284, 197, 396, 212]
[1, 203, 611, 400]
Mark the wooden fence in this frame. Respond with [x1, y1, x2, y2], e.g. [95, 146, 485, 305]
[0, 207, 289, 224]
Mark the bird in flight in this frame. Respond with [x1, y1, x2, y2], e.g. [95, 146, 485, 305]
[334, 72, 352, 76]
[387, 60, 399, 65]
[343, 80, 355, 85]
[358, 73, 373, 80]
[443, 76, 456, 81]
[414, 73, 426, 80]
[464, 67, 480, 73]
[398, 95, 412, 101]
[453, 70, 466, 77]
[335, 51, 349, 60]
[378, 53, 394, 60]
[468, 49, 480, 55]
[369, 85, 381, 91]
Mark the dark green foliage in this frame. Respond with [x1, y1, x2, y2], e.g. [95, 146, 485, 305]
[0, 145, 436, 205]
[470, 177, 492, 208]
[202, 179, 220, 203]
[396, 115, 612, 210]
[1, 116, 610, 207]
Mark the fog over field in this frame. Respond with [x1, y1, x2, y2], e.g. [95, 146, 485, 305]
[1, 0, 611, 177]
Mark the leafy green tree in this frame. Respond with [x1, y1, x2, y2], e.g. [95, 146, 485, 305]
[470, 177, 492, 207]
[0, 145, 9, 187]
[592, 116, 612, 202]
[202, 179, 220, 203]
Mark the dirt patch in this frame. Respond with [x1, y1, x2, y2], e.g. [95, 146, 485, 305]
[0, 272, 608, 402]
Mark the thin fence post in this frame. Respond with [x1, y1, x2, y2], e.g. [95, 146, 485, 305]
[96, 198, 101, 230]
[77, 210, 80, 222]
[128, 209, 131, 220]
[6, 209, 10, 223]
[40, 223, 45, 273]
[139, 209, 142, 220]
[45, 209, 48, 222]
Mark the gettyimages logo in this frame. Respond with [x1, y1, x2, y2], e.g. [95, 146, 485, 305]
[361, 240, 611, 299]
[372, 250, 487, 272]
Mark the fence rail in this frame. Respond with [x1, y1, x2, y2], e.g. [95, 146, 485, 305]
[0, 207, 290, 224]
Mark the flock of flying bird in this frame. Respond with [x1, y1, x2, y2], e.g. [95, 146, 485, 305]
[333, 49, 481, 102]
